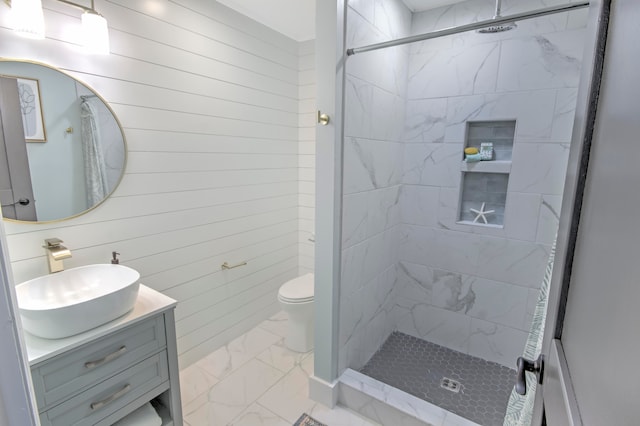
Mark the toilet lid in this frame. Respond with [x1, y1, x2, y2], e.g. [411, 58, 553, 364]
[279, 273, 314, 302]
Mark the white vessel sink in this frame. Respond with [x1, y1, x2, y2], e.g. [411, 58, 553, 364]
[16, 264, 141, 339]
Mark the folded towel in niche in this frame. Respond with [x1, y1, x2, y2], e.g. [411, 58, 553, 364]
[112, 402, 161, 426]
[465, 153, 482, 163]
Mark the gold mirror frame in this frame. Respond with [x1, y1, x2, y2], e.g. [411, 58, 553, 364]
[0, 58, 127, 224]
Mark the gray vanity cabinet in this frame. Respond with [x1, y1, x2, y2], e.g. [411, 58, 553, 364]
[27, 295, 182, 426]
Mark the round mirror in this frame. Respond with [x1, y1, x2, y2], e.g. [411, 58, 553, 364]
[0, 60, 126, 223]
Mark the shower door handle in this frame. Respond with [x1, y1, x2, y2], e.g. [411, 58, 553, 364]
[515, 354, 544, 395]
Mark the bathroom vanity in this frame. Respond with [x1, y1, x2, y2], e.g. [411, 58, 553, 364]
[23, 285, 182, 426]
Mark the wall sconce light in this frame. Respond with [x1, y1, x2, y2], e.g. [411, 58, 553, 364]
[7, 0, 110, 54]
[10, 0, 45, 39]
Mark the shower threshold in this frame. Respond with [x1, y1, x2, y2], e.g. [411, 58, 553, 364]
[357, 332, 516, 426]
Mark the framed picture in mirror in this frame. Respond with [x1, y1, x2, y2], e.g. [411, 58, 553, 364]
[16, 77, 46, 142]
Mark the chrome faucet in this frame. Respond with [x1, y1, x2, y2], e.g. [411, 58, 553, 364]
[44, 238, 72, 273]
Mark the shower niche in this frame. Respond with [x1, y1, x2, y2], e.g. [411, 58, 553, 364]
[458, 120, 516, 227]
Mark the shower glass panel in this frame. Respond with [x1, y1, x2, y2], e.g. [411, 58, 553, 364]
[339, 0, 589, 424]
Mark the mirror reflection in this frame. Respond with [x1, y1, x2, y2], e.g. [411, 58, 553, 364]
[0, 60, 125, 223]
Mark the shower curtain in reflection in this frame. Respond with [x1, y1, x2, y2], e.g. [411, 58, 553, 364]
[80, 99, 109, 207]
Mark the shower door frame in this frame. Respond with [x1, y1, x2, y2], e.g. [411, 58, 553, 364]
[315, 0, 613, 418]
[536, 0, 622, 424]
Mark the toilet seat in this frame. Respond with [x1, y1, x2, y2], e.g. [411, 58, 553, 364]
[278, 273, 314, 303]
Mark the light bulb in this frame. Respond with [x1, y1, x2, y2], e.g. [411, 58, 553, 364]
[11, 0, 45, 39]
[82, 10, 110, 54]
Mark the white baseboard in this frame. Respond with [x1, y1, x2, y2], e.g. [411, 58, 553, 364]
[308, 375, 339, 408]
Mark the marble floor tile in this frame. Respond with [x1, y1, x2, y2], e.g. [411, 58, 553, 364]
[180, 311, 381, 425]
[258, 311, 289, 338]
[194, 326, 281, 380]
[256, 338, 312, 373]
[257, 354, 316, 423]
[184, 359, 284, 426]
[230, 403, 289, 426]
[179, 363, 219, 408]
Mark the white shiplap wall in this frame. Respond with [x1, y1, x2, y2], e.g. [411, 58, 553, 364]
[298, 40, 315, 275]
[0, 0, 306, 368]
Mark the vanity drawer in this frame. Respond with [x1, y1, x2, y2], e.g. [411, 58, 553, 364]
[39, 351, 169, 426]
[31, 315, 166, 411]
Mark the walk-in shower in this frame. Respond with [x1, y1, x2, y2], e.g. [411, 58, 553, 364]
[337, 0, 591, 424]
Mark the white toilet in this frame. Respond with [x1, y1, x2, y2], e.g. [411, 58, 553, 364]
[277, 273, 314, 352]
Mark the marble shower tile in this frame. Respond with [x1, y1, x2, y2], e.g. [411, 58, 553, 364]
[344, 137, 404, 194]
[523, 288, 541, 331]
[566, 8, 589, 30]
[345, 79, 406, 141]
[444, 90, 557, 143]
[474, 236, 550, 288]
[503, 192, 542, 242]
[468, 319, 528, 368]
[403, 143, 461, 188]
[345, 77, 375, 140]
[551, 88, 579, 143]
[343, 191, 369, 248]
[464, 276, 529, 331]
[411, 5, 456, 35]
[348, 46, 410, 97]
[428, 269, 473, 314]
[396, 304, 471, 354]
[408, 41, 500, 99]
[358, 277, 385, 323]
[396, 261, 433, 304]
[348, 0, 375, 26]
[399, 226, 479, 276]
[373, 0, 412, 40]
[340, 287, 365, 348]
[342, 241, 368, 296]
[509, 143, 570, 195]
[184, 359, 284, 426]
[393, 264, 432, 333]
[404, 98, 448, 144]
[347, 3, 384, 49]
[362, 230, 398, 285]
[400, 185, 439, 227]
[536, 194, 562, 244]
[367, 186, 402, 237]
[194, 327, 281, 380]
[339, 371, 445, 426]
[372, 89, 407, 142]
[497, 29, 586, 92]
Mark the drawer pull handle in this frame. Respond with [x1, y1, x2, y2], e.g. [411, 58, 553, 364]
[85, 346, 127, 369]
[90, 384, 131, 411]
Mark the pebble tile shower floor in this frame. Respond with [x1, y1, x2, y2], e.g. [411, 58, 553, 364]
[360, 332, 516, 426]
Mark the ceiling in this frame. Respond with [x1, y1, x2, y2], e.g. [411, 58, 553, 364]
[216, 0, 317, 42]
[216, 0, 468, 42]
[402, 0, 468, 12]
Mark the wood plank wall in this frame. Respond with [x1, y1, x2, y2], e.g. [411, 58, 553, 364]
[298, 40, 315, 275]
[0, 0, 315, 368]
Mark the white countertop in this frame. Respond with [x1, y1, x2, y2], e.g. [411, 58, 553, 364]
[24, 284, 177, 366]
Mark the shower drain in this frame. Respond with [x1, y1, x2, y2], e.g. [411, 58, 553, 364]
[440, 377, 462, 393]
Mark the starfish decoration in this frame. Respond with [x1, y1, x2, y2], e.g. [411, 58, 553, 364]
[470, 202, 495, 224]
